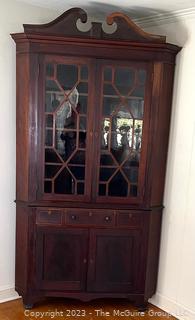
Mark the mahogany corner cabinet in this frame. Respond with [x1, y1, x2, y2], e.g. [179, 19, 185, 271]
[12, 8, 181, 309]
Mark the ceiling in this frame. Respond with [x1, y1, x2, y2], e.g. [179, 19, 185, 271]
[17, 0, 195, 20]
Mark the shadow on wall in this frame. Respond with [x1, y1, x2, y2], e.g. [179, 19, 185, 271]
[67, 1, 189, 47]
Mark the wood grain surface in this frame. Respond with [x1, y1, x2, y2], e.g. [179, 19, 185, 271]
[0, 298, 177, 320]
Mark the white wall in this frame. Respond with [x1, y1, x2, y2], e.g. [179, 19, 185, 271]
[144, 16, 195, 320]
[0, 0, 59, 302]
[0, 2, 195, 319]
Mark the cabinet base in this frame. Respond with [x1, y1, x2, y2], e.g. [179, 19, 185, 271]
[20, 292, 149, 310]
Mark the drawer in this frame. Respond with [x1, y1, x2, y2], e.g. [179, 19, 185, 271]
[66, 209, 115, 227]
[36, 209, 63, 225]
[117, 211, 142, 228]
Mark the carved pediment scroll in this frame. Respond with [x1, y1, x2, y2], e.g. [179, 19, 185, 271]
[23, 7, 166, 43]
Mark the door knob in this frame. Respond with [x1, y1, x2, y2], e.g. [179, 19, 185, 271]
[104, 216, 111, 222]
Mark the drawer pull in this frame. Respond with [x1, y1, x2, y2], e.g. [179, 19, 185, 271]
[48, 210, 52, 215]
[129, 213, 133, 219]
[71, 215, 77, 220]
[104, 216, 111, 222]
[83, 258, 87, 264]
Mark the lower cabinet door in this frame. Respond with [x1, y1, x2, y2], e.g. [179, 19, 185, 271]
[87, 229, 141, 292]
[36, 228, 88, 291]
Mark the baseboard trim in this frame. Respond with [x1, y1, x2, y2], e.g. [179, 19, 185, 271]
[0, 286, 20, 303]
[150, 293, 195, 320]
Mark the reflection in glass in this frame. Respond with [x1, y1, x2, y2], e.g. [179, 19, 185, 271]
[103, 97, 120, 117]
[57, 64, 78, 90]
[127, 99, 144, 119]
[101, 119, 110, 149]
[132, 86, 145, 98]
[104, 68, 112, 81]
[133, 120, 143, 150]
[56, 102, 77, 129]
[122, 167, 138, 183]
[77, 96, 87, 114]
[46, 114, 53, 128]
[46, 80, 61, 92]
[44, 62, 89, 195]
[80, 66, 88, 80]
[114, 68, 134, 95]
[45, 92, 64, 112]
[77, 82, 88, 94]
[98, 66, 146, 198]
[56, 131, 76, 161]
[79, 116, 87, 130]
[55, 88, 79, 159]
[45, 130, 53, 146]
[103, 84, 117, 96]
[46, 64, 54, 77]
[138, 69, 146, 85]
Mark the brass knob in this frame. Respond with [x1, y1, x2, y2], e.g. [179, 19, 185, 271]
[104, 216, 111, 222]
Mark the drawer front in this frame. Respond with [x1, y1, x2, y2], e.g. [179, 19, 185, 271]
[117, 211, 142, 228]
[36, 209, 63, 225]
[66, 209, 115, 227]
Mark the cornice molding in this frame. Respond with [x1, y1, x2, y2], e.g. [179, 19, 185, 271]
[134, 7, 195, 28]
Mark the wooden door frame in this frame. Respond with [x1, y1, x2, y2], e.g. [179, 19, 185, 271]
[36, 55, 95, 202]
[92, 60, 153, 204]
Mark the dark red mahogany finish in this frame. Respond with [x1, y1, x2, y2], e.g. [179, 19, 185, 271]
[12, 8, 181, 309]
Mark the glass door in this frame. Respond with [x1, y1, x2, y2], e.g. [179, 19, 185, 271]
[39, 56, 93, 201]
[94, 61, 151, 203]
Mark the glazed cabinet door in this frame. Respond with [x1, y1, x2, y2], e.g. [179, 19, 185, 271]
[37, 56, 94, 201]
[36, 228, 88, 291]
[93, 61, 152, 204]
[87, 229, 141, 292]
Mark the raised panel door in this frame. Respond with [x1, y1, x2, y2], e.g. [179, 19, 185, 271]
[36, 228, 88, 291]
[87, 229, 141, 292]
